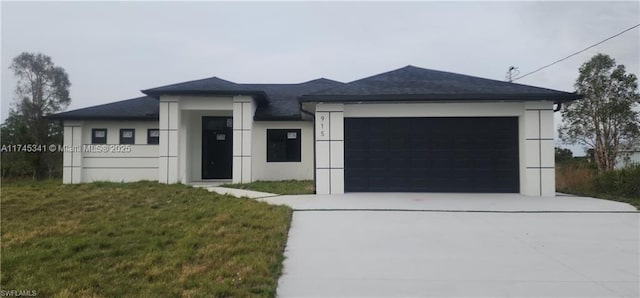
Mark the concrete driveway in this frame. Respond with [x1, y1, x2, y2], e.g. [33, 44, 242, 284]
[262, 194, 639, 297]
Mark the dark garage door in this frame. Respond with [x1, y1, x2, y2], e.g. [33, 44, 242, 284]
[344, 117, 519, 192]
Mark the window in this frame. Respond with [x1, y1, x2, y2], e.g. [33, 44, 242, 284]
[120, 129, 135, 144]
[92, 129, 107, 144]
[267, 129, 301, 162]
[147, 129, 160, 145]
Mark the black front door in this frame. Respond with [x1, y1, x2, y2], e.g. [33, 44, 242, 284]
[202, 117, 233, 179]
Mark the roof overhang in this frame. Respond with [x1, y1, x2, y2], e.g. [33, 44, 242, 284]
[141, 89, 270, 106]
[253, 114, 305, 121]
[299, 93, 583, 103]
[45, 115, 159, 121]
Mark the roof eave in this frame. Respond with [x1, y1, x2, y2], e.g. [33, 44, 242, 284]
[299, 93, 583, 103]
[141, 89, 270, 105]
[253, 114, 304, 121]
[45, 115, 159, 121]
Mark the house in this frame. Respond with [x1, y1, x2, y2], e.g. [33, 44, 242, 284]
[48, 65, 582, 196]
[616, 142, 640, 169]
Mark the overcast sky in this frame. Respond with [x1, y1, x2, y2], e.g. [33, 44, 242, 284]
[2, 1, 639, 155]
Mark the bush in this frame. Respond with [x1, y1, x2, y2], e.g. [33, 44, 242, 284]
[592, 164, 640, 198]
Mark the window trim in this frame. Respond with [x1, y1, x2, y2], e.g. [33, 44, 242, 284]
[119, 129, 135, 144]
[266, 129, 302, 163]
[147, 129, 160, 145]
[92, 128, 107, 144]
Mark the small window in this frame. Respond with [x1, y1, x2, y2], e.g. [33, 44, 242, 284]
[267, 129, 301, 162]
[120, 129, 135, 144]
[147, 129, 159, 145]
[92, 129, 107, 144]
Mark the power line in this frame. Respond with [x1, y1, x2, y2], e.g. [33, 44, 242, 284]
[512, 23, 640, 82]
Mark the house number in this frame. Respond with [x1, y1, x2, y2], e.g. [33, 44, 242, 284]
[319, 115, 326, 137]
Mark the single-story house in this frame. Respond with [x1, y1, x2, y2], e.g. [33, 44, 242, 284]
[616, 142, 640, 169]
[48, 65, 582, 196]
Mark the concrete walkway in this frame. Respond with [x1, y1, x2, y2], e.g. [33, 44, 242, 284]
[191, 183, 278, 199]
[273, 194, 639, 297]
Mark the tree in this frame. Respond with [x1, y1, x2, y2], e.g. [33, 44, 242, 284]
[1, 111, 36, 177]
[555, 147, 573, 163]
[2, 52, 71, 178]
[559, 53, 640, 172]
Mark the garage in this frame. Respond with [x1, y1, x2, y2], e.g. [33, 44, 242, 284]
[299, 65, 582, 195]
[344, 117, 519, 192]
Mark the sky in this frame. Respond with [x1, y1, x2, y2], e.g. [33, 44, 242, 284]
[2, 1, 639, 155]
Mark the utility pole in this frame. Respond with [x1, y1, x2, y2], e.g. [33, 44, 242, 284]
[505, 66, 520, 82]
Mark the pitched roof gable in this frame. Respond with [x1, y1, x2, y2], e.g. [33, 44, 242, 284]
[143, 76, 248, 94]
[300, 65, 581, 102]
[141, 76, 269, 106]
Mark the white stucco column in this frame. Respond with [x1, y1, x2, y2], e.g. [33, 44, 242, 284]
[158, 96, 180, 183]
[315, 103, 344, 194]
[178, 111, 188, 183]
[522, 101, 556, 196]
[62, 120, 83, 184]
[232, 96, 255, 183]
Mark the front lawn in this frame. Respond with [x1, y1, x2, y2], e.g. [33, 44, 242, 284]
[222, 180, 314, 195]
[1, 181, 292, 297]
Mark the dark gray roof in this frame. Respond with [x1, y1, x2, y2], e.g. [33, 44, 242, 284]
[50, 65, 582, 121]
[243, 79, 342, 120]
[47, 96, 158, 120]
[49, 79, 342, 121]
[142, 76, 269, 104]
[141, 77, 342, 119]
[143, 76, 248, 94]
[300, 65, 582, 102]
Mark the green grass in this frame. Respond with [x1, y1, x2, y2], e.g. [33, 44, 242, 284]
[1, 180, 292, 297]
[221, 180, 314, 195]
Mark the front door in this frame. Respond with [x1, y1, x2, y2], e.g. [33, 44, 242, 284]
[202, 117, 233, 179]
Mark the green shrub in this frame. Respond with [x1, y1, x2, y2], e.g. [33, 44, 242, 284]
[592, 164, 640, 198]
